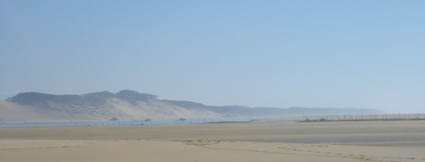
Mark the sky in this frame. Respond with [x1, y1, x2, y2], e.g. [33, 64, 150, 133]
[0, 0, 424, 113]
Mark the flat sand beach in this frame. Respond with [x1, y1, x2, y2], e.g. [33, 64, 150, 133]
[1, 120, 425, 162]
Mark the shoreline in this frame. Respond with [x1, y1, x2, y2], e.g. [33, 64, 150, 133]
[0, 119, 253, 128]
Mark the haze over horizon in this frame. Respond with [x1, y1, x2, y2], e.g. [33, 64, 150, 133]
[1, 1, 424, 113]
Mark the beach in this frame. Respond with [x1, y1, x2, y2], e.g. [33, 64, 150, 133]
[1, 120, 425, 162]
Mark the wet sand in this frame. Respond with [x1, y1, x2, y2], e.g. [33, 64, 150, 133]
[1, 120, 425, 162]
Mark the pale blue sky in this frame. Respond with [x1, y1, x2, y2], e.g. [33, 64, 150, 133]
[1, 0, 424, 113]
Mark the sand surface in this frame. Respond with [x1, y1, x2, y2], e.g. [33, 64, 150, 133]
[1, 120, 425, 162]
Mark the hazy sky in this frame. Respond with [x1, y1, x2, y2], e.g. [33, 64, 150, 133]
[1, 1, 424, 113]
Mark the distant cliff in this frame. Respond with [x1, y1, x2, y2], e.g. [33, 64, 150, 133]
[0, 90, 381, 122]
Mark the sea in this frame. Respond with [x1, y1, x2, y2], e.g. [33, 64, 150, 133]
[0, 119, 252, 127]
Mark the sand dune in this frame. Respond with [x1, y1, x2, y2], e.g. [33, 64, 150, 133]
[1, 90, 381, 122]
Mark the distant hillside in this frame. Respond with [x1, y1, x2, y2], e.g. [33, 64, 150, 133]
[0, 90, 381, 122]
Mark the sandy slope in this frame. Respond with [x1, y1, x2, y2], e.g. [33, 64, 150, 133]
[0, 100, 48, 122]
[0, 99, 222, 122]
[1, 121, 425, 162]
